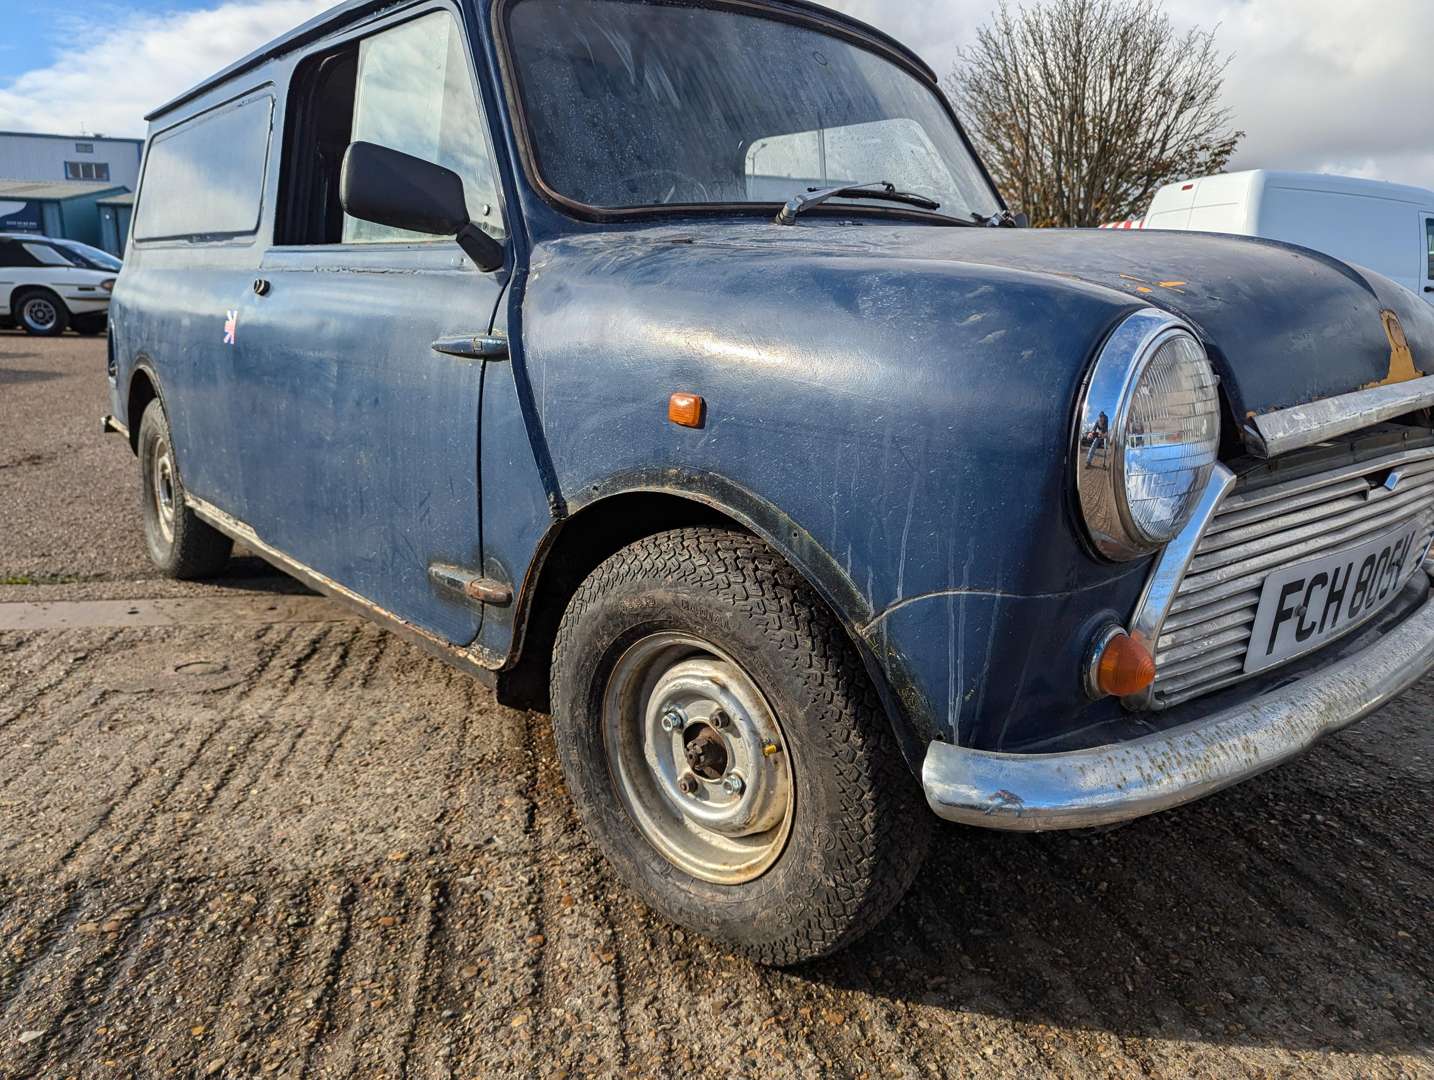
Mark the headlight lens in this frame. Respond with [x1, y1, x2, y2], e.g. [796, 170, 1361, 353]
[100, 278, 115, 293]
[1075, 310, 1221, 561]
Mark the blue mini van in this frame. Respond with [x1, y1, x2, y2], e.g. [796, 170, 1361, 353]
[105, 0, 1434, 963]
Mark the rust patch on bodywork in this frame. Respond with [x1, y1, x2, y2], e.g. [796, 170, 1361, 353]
[1118, 273, 1186, 296]
[1364, 310, 1420, 389]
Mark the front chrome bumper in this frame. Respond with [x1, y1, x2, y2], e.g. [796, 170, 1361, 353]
[922, 571, 1434, 830]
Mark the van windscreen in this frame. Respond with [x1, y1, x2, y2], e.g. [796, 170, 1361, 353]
[135, 94, 274, 242]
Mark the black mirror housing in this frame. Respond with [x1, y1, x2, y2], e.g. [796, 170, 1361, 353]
[340, 141, 505, 272]
[341, 141, 468, 235]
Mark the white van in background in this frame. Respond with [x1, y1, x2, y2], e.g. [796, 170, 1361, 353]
[1143, 170, 1434, 305]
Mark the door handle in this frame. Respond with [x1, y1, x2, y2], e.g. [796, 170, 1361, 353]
[431, 333, 508, 360]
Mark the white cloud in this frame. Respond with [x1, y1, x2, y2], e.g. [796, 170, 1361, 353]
[0, 0, 332, 137]
[826, 0, 1434, 189]
[2, 0, 1430, 190]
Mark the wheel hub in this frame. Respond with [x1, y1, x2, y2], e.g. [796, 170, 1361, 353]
[152, 441, 176, 544]
[682, 723, 728, 780]
[25, 299, 56, 329]
[602, 634, 794, 885]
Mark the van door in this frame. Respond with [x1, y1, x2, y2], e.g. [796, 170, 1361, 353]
[1423, 213, 1434, 306]
[233, 6, 509, 644]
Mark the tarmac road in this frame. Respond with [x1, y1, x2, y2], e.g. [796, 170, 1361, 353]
[1, 332, 1431, 1079]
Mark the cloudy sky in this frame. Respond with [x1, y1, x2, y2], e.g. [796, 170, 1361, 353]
[1, 0, 1430, 188]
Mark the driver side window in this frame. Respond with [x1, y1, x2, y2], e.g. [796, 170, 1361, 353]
[277, 9, 504, 246]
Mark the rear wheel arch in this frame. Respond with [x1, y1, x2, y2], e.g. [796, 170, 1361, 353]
[125, 362, 162, 455]
[496, 477, 931, 770]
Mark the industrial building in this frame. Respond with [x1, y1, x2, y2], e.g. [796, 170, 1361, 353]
[0, 131, 144, 254]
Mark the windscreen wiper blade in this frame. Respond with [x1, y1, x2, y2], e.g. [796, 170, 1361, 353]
[774, 180, 943, 225]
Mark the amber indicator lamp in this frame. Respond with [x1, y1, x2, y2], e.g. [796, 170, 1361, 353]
[1093, 630, 1156, 698]
[668, 392, 705, 428]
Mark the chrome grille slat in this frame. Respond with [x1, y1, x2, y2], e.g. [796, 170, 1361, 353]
[1172, 499, 1434, 605]
[1157, 657, 1247, 696]
[1160, 588, 1262, 633]
[1213, 448, 1434, 515]
[1157, 640, 1249, 681]
[1157, 624, 1254, 666]
[1198, 474, 1434, 555]
[1157, 606, 1256, 650]
[1147, 446, 1434, 709]
[1188, 477, 1434, 571]
[1202, 477, 1371, 538]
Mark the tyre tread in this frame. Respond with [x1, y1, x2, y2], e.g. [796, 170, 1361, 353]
[552, 526, 929, 965]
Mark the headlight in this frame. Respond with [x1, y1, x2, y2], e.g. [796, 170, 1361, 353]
[100, 278, 116, 293]
[1074, 309, 1221, 561]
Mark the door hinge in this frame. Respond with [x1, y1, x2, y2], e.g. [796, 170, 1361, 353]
[431, 333, 508, 361]
[428, 563, 512, 606]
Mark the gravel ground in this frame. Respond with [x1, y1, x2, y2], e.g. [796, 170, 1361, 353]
[1, 332, 1431, 1079]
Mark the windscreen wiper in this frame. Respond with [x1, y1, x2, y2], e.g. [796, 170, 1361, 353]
[774, 180, 943, 225]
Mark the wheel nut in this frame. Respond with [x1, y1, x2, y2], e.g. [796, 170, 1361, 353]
[721, 773, 745, 797]
[710, 710, 729, 729]
[661, 709, 686, 734]
[677, 773, 699, 796]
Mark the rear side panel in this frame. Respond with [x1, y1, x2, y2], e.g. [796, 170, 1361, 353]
[110, 85, 278, 523]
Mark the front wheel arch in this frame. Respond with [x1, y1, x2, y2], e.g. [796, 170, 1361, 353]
[496, 476, 935, 772]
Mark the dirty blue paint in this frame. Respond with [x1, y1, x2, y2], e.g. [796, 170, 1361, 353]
[107, 0, 1434, 763]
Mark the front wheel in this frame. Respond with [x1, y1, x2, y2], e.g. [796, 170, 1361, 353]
[551, 527, 930, 965]
[16, 291, 69, 336]
[137, 399, 233, 579]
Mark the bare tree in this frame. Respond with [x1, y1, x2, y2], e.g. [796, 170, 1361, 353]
[948, 0, 1242, 228]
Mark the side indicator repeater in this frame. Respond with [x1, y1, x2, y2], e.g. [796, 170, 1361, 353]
[668, 392, 705, 429]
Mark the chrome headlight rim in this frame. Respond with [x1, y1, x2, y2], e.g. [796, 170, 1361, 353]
[1074, 308, 1220, 562]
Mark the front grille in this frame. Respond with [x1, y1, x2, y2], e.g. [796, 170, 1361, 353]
[1149, 448, 1434, 708]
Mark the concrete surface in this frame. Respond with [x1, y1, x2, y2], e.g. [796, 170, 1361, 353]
[1, 332, 1430, 1079]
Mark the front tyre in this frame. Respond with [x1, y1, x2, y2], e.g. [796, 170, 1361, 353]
[137, 399, 233, 579]
[551, 527, 930, 965]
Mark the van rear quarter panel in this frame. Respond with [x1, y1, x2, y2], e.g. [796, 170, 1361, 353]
[112, 67, 282, 523]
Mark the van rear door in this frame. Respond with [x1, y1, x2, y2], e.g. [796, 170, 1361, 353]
[232, 7, 509, 645]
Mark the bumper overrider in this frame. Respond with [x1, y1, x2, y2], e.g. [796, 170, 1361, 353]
[923, 564, 1434, 830]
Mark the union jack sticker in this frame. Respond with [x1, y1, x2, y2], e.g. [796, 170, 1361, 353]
[223, 310, 238, 346]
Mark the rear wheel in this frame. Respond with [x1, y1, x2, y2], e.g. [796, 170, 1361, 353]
[551, 527, 930, 965]
[137, 399, 233, 579]
[16, 290, 68, 336]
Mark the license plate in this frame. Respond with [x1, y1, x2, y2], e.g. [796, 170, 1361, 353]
[1245, 523, 1429, 674]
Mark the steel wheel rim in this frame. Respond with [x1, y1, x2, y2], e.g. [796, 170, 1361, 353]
[602, 632, 794, 885]
[24, 298, 56, 330]
[152, 438, 176, 544]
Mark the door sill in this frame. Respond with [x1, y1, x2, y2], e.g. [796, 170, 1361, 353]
[186, 495, 503, 680]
